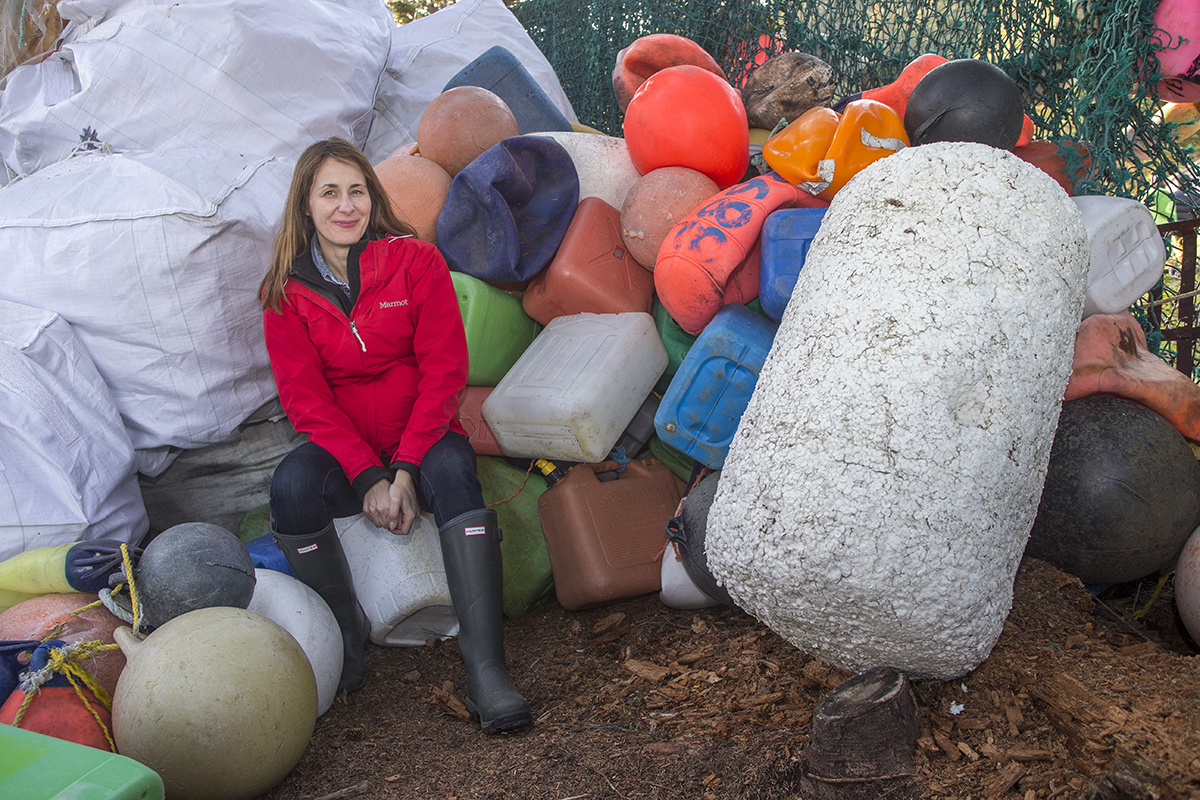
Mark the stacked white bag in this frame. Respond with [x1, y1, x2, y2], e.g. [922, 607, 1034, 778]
[0, 0, 392, 550]
[0, 299, 148, 561]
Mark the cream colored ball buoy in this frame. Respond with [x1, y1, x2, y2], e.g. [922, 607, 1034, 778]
[416, 86, 519, 177]
[112, 607, 317, 800]
[374, 154, 453, 245]
[246, 568, 342, 717]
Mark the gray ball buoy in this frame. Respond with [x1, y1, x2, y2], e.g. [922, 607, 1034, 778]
[136, 522, 256, 628]
[677, 471, 736, 608]
[1027, 395, 1200, 585]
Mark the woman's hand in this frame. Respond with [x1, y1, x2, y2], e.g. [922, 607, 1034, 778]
[362, 473, 420, 535]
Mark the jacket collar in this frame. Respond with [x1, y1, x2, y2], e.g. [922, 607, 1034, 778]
[290, 231, 382, 315]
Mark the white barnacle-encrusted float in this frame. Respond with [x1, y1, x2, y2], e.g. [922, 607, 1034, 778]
[707, 142, 1089, 679]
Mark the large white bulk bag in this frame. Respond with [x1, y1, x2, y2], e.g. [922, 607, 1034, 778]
[0, 148, 293, 476]
[0, 299, 148, 561]
[364, 0, 576, 163]
[0, 0, 391, 177]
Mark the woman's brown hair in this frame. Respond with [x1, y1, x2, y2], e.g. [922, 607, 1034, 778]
[260, 138, 417, 312]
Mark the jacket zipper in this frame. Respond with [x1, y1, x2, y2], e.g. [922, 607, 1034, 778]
[350, 320, 366, 352]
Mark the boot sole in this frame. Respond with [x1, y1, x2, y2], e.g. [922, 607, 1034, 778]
[466, 699, 534, 734]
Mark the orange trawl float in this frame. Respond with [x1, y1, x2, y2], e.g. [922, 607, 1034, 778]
[1064, 310, 1200, 441]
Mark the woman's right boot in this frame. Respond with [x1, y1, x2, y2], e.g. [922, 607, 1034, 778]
[271, 520, 371, 693]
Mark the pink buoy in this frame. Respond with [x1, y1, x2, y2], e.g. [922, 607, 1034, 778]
[374, 155, 452, 245]
[1150, 0, 1200, 101]
[1177, 525, 1200, 645]
[620, 166, 719, 269]
[0, 593, 126, 699]
[623, 65, 749, 190]
[416, 86, 519, 177]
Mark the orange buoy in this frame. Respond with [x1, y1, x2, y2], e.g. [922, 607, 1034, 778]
[416, 86, 519, 177]
[0, 592, 125, 698]
[613, 33, 726, 113]
[621, 166, 719, 269]
[623, 65, 749, 190]
[1011, 139, 1090, 195]
[374, 155, 452, 245]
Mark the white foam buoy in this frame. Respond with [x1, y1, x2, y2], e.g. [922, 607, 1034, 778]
[247, 568, 342, 717]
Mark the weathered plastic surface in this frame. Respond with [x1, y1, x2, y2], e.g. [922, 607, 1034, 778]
[482, 312, 667, 462]
[759, 207, 828, 321]
[1071, 195, 1165, 318]
[655, 304, 777, 469]
[0, 724, 164, 800]
[452, 271, 540, 387]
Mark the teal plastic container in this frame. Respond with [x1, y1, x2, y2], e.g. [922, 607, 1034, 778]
[477, 455, 555, 617]
[0, 723, 164, 800]
[452, 271, 541, 387]
[654, 303, 778, 469]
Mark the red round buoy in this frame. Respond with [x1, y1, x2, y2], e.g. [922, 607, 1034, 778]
[612, 33, 726, 113]
[620, 166, 719, 269]
[0, 640, 114, 751]
[416, 86, 519, 177]
[374, 155, 453, 245]
[623, 65, 749, 190]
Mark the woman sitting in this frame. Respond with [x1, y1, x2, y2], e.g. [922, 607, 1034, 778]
[258, 138, 532, 734]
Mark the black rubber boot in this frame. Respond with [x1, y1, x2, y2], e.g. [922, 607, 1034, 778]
[272, 519, 371, 693]
[438, 509, 533, 733]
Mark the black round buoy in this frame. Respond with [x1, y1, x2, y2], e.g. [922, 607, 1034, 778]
[903, 58, 1024, 149]
[135, 522, 256, 628]
[677, 471, 737, 607]
[1027, 396, 1200, 585]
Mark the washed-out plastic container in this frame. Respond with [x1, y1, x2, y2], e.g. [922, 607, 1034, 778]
[1072, 195, 1166, 318]
[338, 512, 458, 646]
[522, 196, 656, 325]
[452, 270, 540, 387]
[0, 722, 165, 800]
[759, 207, 827, 322]
[482, 312, 668, 462]
[457, 385, 504, 456]
[476, 455, 555, 617]
[538, 458, 679, 610]
[655, 304, 778, 469]
[660, 542, 722, 609]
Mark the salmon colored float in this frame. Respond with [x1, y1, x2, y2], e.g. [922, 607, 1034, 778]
[1064, 310, 1200, 441]
[620, 166, 719, 269]
[655, 171, 829, 335]
[416, 86, 519, 177]
[1012, 139, 1091, 195]
[374, 155, 452, 245]
[623, 65, 749, 190]
[0, 593, 126, 698]
[612, 33, 726, 112]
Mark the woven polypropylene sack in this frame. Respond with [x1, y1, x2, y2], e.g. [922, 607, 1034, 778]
[0, 300, 148, 562]
[364, 0, 576, 163]
[0, 148, 292, 476]
[0, 0, 391, 177]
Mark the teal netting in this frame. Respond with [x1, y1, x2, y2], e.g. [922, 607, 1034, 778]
[512, 0, 1199, 207]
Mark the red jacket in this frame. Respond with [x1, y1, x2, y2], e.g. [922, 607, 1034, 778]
[263, 233, 468, 497]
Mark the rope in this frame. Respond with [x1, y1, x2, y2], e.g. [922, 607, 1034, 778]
[607, 445, 630, 473]
[486, 459, 537, 507]
[11, 640, 118, 753]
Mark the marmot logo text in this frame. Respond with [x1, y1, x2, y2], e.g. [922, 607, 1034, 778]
[379, 300, 409, 309]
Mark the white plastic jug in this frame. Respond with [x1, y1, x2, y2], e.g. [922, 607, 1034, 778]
[1072, 195, 1166, 318]
[337, 513, 459, 646]
[659, 543, 721, 609]
[482, 312, 668, 462]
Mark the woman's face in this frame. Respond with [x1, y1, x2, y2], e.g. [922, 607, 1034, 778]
[307, 158, 371, 256]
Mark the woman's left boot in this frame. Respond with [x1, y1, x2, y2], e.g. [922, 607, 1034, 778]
[437, 509, 533, 733]
[272, 520, 371, 693]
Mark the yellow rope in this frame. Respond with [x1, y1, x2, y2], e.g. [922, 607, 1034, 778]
[1132, 562, 1176, 621]
[10, 640, 118, 753]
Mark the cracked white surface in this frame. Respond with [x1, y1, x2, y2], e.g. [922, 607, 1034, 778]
[707, 142, 1089, 679]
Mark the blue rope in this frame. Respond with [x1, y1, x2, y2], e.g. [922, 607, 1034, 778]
[607, 445, 630, 472]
